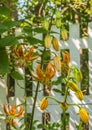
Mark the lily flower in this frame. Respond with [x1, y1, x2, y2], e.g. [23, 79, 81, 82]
[4, 104, 24, 126]
[13, 45, 39, 66]
[30, 62, 56, 83]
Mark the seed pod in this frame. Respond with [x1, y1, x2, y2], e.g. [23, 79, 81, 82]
[60, 103, 68, 111]
[44, 35, 52, 49]
[73, 69, 82, 82]
[39, 98, 48, 110]
[79, 108, 89, 123]
[55, 18, 61, 28]
[54, 55, 61, 72]
[67, 81, 79, 92]
[75, 90, 84, 100]
[61, 29, 68, 41]
[52, 37, 59, 51]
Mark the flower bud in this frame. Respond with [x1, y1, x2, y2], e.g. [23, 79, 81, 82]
[61, 29, 68, 41]
[67, 81, 79, 92]
[40, 98, 48, 110]
[79, 108, 89, 123]
[73, 69, 82, 82]
[42, 20, 49, 31]
[52, 37, 59, 51]
[54, 55, 61, 72]
[61, 51, 70, 64]
[75, 90, 84, 100]
[55, 10, 61, 19]
[60, 103, 68, 111]
[55, 18, 61, 28]
[44, 35, 52, 49]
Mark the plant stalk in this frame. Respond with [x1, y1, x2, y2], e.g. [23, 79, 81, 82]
[29, 81, 40, 130]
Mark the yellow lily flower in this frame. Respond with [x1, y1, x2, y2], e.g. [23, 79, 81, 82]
[14, 45, 37, 61]
[4, 104, 24, 126]
[31, 62, 56, 83]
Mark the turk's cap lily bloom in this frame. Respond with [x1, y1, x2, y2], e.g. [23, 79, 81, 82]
[79, 108, 89, 123]
[4, 104, 24, 117]
[13, 45, 39, 61]
[4, 104, 24, 126]
[30, 62, 56, 83]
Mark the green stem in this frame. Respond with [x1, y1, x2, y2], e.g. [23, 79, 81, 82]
[46, 96, 61, 104]
[62, 110, 66, 130]
[29, 81, 40, 130]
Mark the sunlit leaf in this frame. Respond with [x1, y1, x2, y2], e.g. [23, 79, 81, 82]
[0, 48, 9, 74]
[10, 71, 24, 80]
[0, 36, 19, 47]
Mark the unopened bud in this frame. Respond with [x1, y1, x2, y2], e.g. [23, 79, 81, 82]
[42, 20, 49, 31]
[73, 69, 82, 82]
[54, 55, 61, 72]
[44, 35, 52, 49]
[67, 81, 79, 92]
[61, 29, 68, 41]
[39, 98, 48, 110]
[56, 18, 61, 28]
[75, 90, 84, 100]
[52, 37, 59, 51]
[79, 108, 89, 123]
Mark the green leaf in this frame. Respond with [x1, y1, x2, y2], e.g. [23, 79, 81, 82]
[11, 126, 17, 130]
[33, 27, 47, 33]
[0, 48, 9, 74]
[27, 37, 43, 45]
[37, 124, 44, 129]
[0, 21, 20, 34]
[53, 88, 63, 94]
[0, 6, 10, 16]
[20, 124, 26, 130]
[0, 36, 19, 47]
[10, 71, 24, 80]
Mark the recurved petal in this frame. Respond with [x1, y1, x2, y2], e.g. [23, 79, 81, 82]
[24, 46, 34, 60]
[17, 45, 24, 58]
[13, 46, 19, 58]
[9, 105, 16, 116]
[14, 107, 24, 117]
[45, 62, 56, 80]
[36, 64, 45, 81]
[4, 104, 10, 116]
